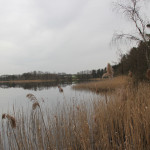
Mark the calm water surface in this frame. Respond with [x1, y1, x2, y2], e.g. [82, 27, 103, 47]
[0, 82, 100, 114]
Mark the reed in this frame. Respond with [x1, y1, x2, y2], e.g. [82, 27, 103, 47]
[58, 85, 64, 93]
[2, 114, 16, 129]
[0, 80, 150, 149]
[72, 76, 128, 92]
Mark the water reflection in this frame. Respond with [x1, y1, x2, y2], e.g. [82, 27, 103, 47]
[0, 81, 101, 117]
[0, 81, 73, 91]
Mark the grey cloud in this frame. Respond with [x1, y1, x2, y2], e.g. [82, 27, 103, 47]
[0, 0, 149, 74]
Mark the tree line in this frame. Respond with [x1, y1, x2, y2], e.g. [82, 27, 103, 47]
[0, 71, 72, 81]
[114, 40, 150, 80]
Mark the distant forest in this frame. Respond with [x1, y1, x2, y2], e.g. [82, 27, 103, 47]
[0, 71, 72, 81]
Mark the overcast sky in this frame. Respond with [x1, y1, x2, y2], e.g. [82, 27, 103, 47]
[0, 0, 149, 75]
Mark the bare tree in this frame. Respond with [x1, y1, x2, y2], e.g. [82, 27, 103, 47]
[113, 0, 150, 68]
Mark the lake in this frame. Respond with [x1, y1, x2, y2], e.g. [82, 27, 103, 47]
[0, 81, 100, 115]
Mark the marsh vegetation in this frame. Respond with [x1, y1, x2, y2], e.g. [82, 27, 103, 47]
[0, 0, 150, 149]
[73, 76, 128, 92]
[0, 76, 150, 150]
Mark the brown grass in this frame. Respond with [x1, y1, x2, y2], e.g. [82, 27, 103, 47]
[73, 76, 128, 92]
[1, 80, 150, 149]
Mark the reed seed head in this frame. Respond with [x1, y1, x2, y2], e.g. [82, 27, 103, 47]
[3, 114, 16, 128]
[2, 113, 6, 119]
[32, 102, 40, 110]
[106, 63, 114, 78]
[59, 87, 63, 92]
[26, 93, 37, 101]
[7, 115, 16, 128]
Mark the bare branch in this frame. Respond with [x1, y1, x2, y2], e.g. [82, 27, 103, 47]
[112, 32, 141, 44]
[113, 0, 147, 42]
[112, 0, 150, 68]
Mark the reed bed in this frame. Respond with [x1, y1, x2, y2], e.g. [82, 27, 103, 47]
[72, 76, 128, 92]
[1, 81, 150, 149]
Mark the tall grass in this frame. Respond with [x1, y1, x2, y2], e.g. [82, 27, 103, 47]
[72, 76, 128, 92]
[1, 80, 150, 149]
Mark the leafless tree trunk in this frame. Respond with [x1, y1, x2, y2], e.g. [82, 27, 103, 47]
[113, 0, 150, 68]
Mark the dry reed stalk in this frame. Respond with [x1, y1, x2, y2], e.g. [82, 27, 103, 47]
[2, 113, 20, 150]
[2, 114, 16, 128]
[1, 83, 150, 149]
[73, 76, 128, 92]
[26, 93, 51, 148]
[27, 93, 51, 148]
[26, 93, 37, 101]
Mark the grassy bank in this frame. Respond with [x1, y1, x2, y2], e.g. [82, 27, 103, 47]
[1, 81, 150, 149]
[0, 79, 56, 83]
[73, 76, 129, 92]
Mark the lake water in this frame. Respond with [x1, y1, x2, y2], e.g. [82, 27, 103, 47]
[0, 82, 100, 115]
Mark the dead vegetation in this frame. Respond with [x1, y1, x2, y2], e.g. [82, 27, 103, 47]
[72, 76, 128, 92]
[1, 79, 150, 149]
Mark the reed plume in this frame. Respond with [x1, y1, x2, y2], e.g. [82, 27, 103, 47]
[59, 87, 63, 92]
[26, 93, 40, 110]
[2, 113, 20, 149]
[6, 114, 16, 128]
[2, 113, 6, 119]
[58, 85, 63, 93]
[102, 63, 114, 79]
[26, 93, 51, 146]
[107, 63, 113, 76]
[26, 93, 37, 101]
[32, 102, 40, 110]
[2, 114, 16, 128]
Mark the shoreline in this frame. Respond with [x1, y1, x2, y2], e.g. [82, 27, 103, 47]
[72, 76, 129, 92]
[0, 80, 56, 84]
